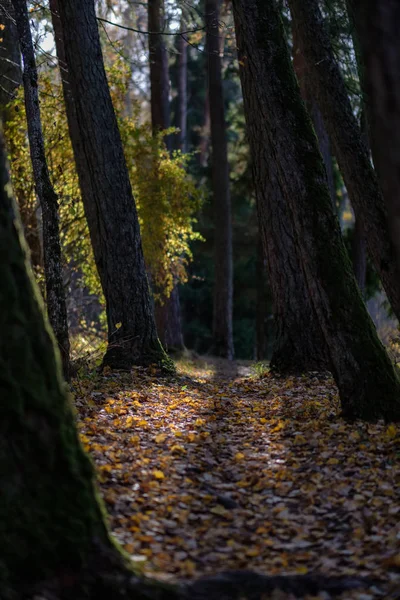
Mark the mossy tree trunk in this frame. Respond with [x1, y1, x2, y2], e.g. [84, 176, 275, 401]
[148, 0, 185, 353]
[205, 0, 234, 360]
[0, 130, 114, 596]
[13, 0, 70, 380]
[288, 0, 400, 322]
[232, 0, 400, 421]
[349, 0, 400, 279]
[49, 0, 171, 371]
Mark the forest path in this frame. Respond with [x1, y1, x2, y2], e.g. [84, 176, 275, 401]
[75, 359, 400, 598]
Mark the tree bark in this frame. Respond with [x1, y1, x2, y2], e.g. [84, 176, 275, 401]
[148, 0, 170, 144]
[176, 22, 188, 153]
[148, 0, 185, 353]
[349, 0, 400, 280]
[232, 0, 400, 421]
[0, 0, 21, 106]
[13, 0, 70, 380]
[49, 0, 171, 371]
[0, 129, 113, 595]
[205, 0, 234, 359]
[288, 0, 400, 323]
[292, 25, 335, 206]
[255, 233, 267, 361]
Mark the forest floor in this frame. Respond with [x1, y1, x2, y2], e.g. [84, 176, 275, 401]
[73, 357, 400, 599]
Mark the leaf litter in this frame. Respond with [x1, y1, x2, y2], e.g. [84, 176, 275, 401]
[74, 359, 400, 599]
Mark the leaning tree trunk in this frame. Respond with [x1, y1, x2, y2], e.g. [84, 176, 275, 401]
[148, 0, 185, 353]
[292, 25, 335, 205]
[13, 0, 70, 380]
[349, 0, 400, 280]
[287, 0, 400, 323]
[232, 0, 400, 421]
[205, 0, 234, 359]
[49, 0, 171, 371]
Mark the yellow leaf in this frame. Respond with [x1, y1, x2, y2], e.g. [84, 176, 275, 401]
[327, 457, 339, 465]
[155, 433, 167, 443]
[171, 444, 186, 454]
[246, 547, 260, 557]
[234, 452, 245, 461]
[153, 470, 165, 480]
[293, 434, 307, 445]
[295, 566, 308, 575]
[115, 322, 122, 329]
[386, 424, 397, 439]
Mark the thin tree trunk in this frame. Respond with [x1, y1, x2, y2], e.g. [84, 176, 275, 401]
[148, 0, 185, 353]
[13, 0, 70, 380]
[148, 0, 170, 145]
[50, 0, 171, 371]
[205, 0, 234, 359]
[0, 0, 21, 106]
[232, 0, 400, 421]
[176, 23, 188, 153]
[287, 0, 400, 323]
[349, 0, 400, 280]
[198, 89, 210, 167]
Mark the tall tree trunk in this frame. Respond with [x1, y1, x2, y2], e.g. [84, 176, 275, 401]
[0, 0, 21, 107]
[0, 129, 114, 595]
[198, 89, 210, 167]
[205, 0, 234, 359]
[287, 0, 400, 323]
[349, 0, 400, 280]
[148, 0, 185, 353]
[49, 0, 171, 371]
[232, 0, 400, 421]
[148, 0, 170, 144]
[13, 0, 70, 380]
[176, 24, 188, 153]
[292, 26, 335, 205]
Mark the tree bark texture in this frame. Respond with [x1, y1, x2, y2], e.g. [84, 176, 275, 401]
[50, 0, 171, 371]
[232, 0, 400, 421]
[148, 0, 170, 143]
[13, 0, 70, 380]
[288, 0, 400, 323]
[205, 0, 234, 360]
[148, 0, 185, 352]
[292, 26, 335, 206]
[350, 0, 400, 280]
[0, 129, 113, 594]
[0, 0, 21, 106]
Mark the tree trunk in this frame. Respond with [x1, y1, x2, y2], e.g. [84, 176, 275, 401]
[255, 234, 267, 361]
[292, 25, 335, 205]
[0, 129, 115, 595]
[0, 0, 21, 107]
[288, 0, 400, 323]
[0, 132, 380, 599]
[49, 0, 171, 371]
[232, 0, 400, 421]
[13, 0, 70, 380]
[349, 0, 400, 279]
[176, 22, 188, 153]
[205, 0, 234, 359]
[148, 0, 185, 353]
[148, 0, 170, 144]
